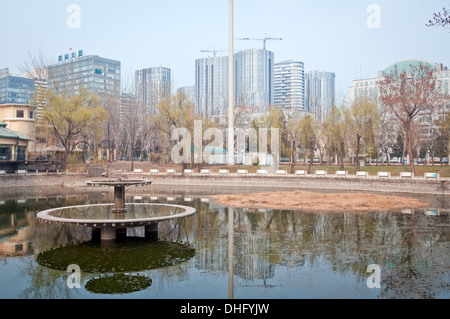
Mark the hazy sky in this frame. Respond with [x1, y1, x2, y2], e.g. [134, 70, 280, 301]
[1, 0, 449, 99]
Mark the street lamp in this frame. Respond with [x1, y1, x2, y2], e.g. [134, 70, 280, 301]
[227, 0, 234, 165]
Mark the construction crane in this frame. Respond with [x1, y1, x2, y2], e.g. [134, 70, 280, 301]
[238, 36, 283, 50]
[200, 49, 229, 57]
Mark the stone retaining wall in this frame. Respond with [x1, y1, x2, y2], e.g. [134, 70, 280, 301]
[0, 173, 448, 196]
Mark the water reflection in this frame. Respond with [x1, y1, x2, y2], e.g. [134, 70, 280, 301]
[0, 191, 448, 298]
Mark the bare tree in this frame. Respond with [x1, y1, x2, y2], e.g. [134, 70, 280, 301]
[379, 63, 447, 173]
[426, 7, 450, 29]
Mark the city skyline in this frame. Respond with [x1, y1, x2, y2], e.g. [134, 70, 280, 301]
[1, 1, 449, 103]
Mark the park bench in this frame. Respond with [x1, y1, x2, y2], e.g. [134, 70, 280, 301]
[377, 172, 391, 179]
[356, 171, 369, 178]
[257, 169, 268, 175]
[295, 170, 306, 176]
[200, 169, 211, 175]
[400, 172, 414, 179]
[166, 168, 176, 174]
[183, 169, 193, 174]
[237, 169, 248, 175]
[150, 169, 159, 174]
[315, 170, 327, 177]
[424, 172, 439, 180]
[0, 170, 6, 176]
[276, 169, 287, 175]
[133, 169, 143, 174]
[16, 170, 27, 175]
[219, 169, 229, 175]
[336, 170, 348, 177]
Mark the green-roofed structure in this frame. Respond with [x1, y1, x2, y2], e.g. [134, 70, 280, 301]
[0, 120, 30, 164]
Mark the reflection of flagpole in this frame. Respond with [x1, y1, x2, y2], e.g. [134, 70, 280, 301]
[228, 207, 234, 299]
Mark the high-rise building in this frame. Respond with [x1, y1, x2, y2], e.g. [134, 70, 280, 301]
[195, 56, 229, 117]
[0, 68, 35, 105]
[274, 60, 305, 110]
[46, 54, 121, 99]
[305, 71, 336, 122]
[195, 49, 274, 117]
[135, 67, 171, 114]
[235, 49, 274, 113]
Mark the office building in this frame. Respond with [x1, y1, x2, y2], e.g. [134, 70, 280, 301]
[305, 71, 336, 122]
[0, 68, 35, 105]
[46, 53, 121, 99]
[135, 67, 171, 114]
[274, 60, 305, 110]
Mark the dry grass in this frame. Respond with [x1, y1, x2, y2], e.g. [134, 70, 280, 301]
[211, 190, 429, 212]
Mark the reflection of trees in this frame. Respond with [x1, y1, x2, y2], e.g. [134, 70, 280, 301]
[183, 204, 448, 297]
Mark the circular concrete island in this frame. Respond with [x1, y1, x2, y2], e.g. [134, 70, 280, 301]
[37, 203, 196, 242]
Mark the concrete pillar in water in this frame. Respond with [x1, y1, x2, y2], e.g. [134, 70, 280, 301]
[101, 226, 116, 241]
[113, 186, 126, 212]
[145, 223, 158, 240]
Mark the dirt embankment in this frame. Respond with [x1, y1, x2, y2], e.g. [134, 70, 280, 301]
[211, 190, 429, 212]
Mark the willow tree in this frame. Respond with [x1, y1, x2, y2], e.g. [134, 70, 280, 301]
[323, 105, 351, 170]
[149, 91, 216, 168]
[298, 114, 317, 174]
[349, 98, 380, 171]
[379, 63, 447, 173]
[39, 87, 108, 168]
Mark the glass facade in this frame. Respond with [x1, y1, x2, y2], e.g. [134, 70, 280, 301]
[46, 55, 121, 98]
[195, 49, 274, 117]
[195, 56, 229, 117]
[305, 71, 336, 122]
[135, 67, 171, 114]
[235, 49, 274, 113]
[0, 74, 35, 105]
[274, 60, 305, 110]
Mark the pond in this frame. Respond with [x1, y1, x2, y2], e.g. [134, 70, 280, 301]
[0, 188, 448, 299]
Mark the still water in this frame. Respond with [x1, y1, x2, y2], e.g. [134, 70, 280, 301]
[0, 188, 448, 299]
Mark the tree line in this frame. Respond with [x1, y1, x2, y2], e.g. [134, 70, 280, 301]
[28, 62, 448, 174]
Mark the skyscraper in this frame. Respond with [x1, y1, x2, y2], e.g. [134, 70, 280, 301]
[135, 67, 171, 114]
[274, 60, 305, 110]
[46, 54, 121, 99]
[305, 71, 335, 122]
[195, 55, 229, 117]
[235, 49, 274, 113]
[195, 49, 274, 117]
